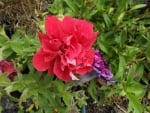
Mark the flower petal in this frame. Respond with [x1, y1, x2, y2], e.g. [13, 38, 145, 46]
[32, 49, 49, 71]
[53, 57, 71, 81]
[0, 60, 15, 74]
[93, 50, 113, 81]
[0, 60, 17, 81]
[45, 16, 61, 39]
[38, 32, 49, 45]
[74, 19, 98, 48]
[48, 60, 55, 74]
[70, 72, 79, 80]
[38, 32, 62, 52]
[62, 16, 75, 34]
[32, 16, 98, 82]
[76, 66, 93, 75]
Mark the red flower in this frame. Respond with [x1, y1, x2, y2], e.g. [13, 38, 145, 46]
[33, 16, 98, 81]
[0, 60, 17, 81]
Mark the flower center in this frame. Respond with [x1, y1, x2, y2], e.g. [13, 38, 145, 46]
[60, 44, 68, 54]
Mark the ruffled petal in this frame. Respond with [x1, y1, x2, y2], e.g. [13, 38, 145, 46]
[53, 57, 71, 81]
[62, 16, 75, 34]
[32, 16, 98, 82]
[38, 32, 49, 44]
[70, 72, 79, 80]
[93, 50, 113, 81]
[74, 19, 98, 49]
[0, 60, 17, 81]
[32, 49, 49, 71]
[0, 61, 14, 74]
[48, 60, 55, 74]
[38, 30, 62, 53]
[76, 66, 93, 75]
[45, 16, 61, 38]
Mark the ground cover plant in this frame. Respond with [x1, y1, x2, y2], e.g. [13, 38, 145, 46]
[0, 0, 150, 113]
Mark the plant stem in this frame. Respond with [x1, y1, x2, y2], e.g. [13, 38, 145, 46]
[37, 72, 47, 83]
[81, 105, 86, 113]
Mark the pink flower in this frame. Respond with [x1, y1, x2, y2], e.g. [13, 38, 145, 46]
[0, 60, 17, 81]
[32, 16, 98, 81]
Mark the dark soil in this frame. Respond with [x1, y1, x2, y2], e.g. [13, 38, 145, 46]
[0, 96, 18, 113]
[86, 89, 150, 113]
[86, 95, 128, 113]
[0, 0, 53, 35]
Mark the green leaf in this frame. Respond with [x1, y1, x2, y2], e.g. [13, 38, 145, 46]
[64, 0, 78, 13]
[20, 88, 29, 100]
[146, 41, 150, 62]
[130, 4, 146, 11]
[88, 80, 98, 102]
[10, 40, 24, 54]
[0, 34, 7, 46]
[74, 91, 88, 107]
[0, 106, 2, 113]
[2, 47, 13, 59]
[116, 55, 126, 79]
[126, 82, 146, 99]
[116, 12, 125, 25]
[114, 31, 127, 47]
[127, 93, 144, 113]
[0, 48, 3, 60]
[114, 0, 128, 20]
[97, 35, 109, 54]
[122, 46, 139, 58]
[126, 64, 137, 83]
[63, 93, 72, 106]
[0, 74, 10, 87]
[103, 13, 112, 29]
[55, 81, 66, 93]
[48, 0, 64, 14]
[7, 81, 25, 93]
[135, 64, 144, 81]
[0, 27, 8, 42]
[38, 94, 49, 109]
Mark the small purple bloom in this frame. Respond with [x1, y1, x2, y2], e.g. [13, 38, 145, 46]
[93, 50, 113, 81]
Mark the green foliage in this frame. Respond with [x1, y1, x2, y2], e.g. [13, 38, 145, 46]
[0, 29, 87, 113]
[48, 0, 150, 112]
[0, 0, 150, 113]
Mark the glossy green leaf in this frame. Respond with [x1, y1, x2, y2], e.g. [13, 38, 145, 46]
[10, 41, 23, 54]
[64, 0, 78, 13]
[0, 74, 10, 87]
[116, 55, 126, 79]
[63, 93, 72, 106]
[88, 80, 98, 102]
[126, 64, 137, 83]
[116, 12, 125, 25]
[55, 81, 66, 93]
[135, 64, 144, 81]
[127, 93, 144, 113]
[97, 35, 109, 54]
[130, 4, 146, 11]
[125, 82, 146, 98]
[103, 13, 112, 29]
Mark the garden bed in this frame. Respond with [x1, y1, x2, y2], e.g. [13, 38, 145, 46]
[0, 0, 150, 113]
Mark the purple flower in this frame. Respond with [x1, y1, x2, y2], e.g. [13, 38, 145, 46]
[93, 50, 113, 81]
[74, 50, 113, 84]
